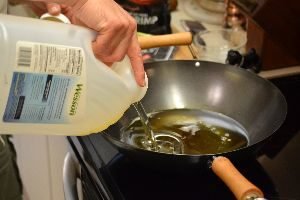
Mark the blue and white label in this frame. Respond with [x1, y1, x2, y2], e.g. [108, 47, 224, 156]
[3, 72, 81, 123]
[2, 41, 86, 124]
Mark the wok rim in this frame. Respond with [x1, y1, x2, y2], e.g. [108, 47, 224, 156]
[102, 60, 288, 157]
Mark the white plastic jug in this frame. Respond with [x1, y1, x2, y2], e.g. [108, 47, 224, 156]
[0, 14, 147, 136]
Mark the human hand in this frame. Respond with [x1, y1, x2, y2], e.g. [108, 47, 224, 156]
[69, 0, 145, 87]
[28, 0, 145, 87]
[26, 1, 63, 16]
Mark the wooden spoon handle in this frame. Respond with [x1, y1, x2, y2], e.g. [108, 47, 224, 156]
[138, 32, 193, 49]
[211, 156, 264, 200]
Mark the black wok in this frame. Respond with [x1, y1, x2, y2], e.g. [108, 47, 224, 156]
[102, 60, 287, 200]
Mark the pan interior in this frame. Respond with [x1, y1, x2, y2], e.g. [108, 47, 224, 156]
[104, 60, 287, 157]
[120, 108, 248, 155]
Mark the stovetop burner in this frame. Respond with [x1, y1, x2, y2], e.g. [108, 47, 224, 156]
[68, 74, 300, 200]
[104, 153, 278, 200]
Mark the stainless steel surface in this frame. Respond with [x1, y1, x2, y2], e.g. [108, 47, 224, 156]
[154, 132, 184, 154]
[102, 60, 287, 199]
[105, 60, 286, 146]
[63, 152, 81, 200]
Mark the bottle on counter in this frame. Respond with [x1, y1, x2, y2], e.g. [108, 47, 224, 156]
[0, 14, 147, 136]
[116, 0, 172, 34]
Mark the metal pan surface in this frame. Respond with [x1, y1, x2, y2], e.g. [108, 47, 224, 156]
[102, 60, 287, 199]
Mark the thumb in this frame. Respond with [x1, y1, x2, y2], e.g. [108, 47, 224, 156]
[46, 3, 61, 15]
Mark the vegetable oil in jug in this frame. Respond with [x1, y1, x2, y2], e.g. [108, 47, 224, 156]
[0, 14, 147, 136]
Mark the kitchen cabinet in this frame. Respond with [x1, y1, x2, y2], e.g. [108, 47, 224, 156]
[13, 135, 68, 200]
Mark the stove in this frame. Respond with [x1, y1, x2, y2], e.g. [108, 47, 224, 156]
[68, 74, 300, 200]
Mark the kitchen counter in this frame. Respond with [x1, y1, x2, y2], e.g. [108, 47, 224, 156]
[169, 0, 300, 79]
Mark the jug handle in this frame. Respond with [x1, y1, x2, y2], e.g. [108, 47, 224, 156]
[40, 13, 148, 103]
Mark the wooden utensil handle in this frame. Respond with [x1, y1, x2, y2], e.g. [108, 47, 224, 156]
[138, 32, 193, 49]
[212, 156, 264, 200]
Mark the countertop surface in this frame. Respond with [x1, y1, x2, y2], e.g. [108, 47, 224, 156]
[170, 0, 300, 79]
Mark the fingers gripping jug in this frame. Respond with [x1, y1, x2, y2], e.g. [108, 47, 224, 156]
[0, 14, 147, 136]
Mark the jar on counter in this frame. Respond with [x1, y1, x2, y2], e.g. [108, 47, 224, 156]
[116, 0, 171, 34]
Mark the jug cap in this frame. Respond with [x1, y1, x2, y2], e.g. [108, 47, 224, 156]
[40, 13, 71, 24]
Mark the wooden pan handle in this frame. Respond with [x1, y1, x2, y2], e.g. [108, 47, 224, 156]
[212, 156, 264, 200]
[138, 32, 193, 49]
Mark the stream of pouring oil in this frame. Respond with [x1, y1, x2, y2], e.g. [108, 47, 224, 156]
[131, 102, 185, 154]
[132, 102, 158, 151]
